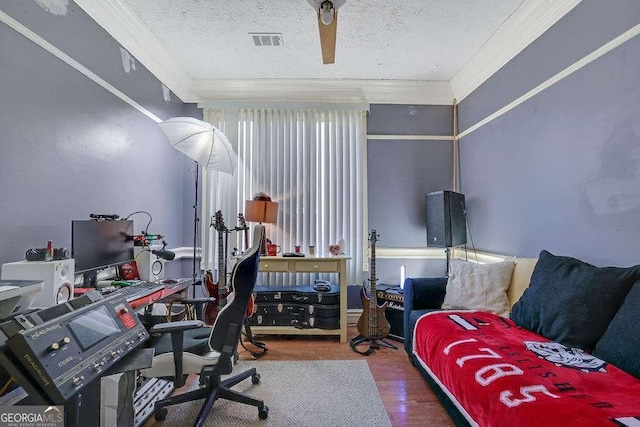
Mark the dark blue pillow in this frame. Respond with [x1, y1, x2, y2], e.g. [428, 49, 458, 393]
[510, 250, 640, 350]
[593, 283, 640, 379]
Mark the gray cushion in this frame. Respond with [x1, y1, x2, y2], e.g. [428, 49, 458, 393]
[442, 259, 515, 316]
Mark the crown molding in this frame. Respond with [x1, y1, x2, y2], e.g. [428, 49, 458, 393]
[190, 79, 454, 105]
[450, 0, 581, 102]
[73, 0, 193, 101]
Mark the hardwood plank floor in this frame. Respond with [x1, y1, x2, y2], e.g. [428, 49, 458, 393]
[145, 325, 455, 426]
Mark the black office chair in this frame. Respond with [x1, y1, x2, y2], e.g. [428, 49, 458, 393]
[139, 225, 268, 425]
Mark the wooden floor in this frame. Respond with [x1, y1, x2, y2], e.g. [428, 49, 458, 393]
[147, 325, 455, 426]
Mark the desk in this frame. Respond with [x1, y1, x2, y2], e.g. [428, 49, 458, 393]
[253, 256, 349, 343]
[74, 279, 198, 311]
[127, 278, 197, 310]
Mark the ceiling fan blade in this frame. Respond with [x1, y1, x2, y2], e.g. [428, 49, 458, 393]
[317, 11, 337, 64]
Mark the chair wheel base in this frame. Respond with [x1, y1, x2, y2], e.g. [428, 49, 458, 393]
[251, 373, 261, 384]
[154, 406, 168, 421]
[259, 405, 269, 419]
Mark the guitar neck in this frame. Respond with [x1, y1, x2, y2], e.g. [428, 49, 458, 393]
[217, 232, 226, 291]
[369, 242, 377, 308]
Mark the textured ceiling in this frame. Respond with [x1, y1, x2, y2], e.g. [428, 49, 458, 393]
[121, 0, 526, 81]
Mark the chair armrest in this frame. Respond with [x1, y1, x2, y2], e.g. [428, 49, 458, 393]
[149, 319, 205, 388]
[150, 320, 204, 334]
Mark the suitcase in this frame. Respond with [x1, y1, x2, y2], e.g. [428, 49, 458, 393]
[248, 312, 340, 329]
[253, 302, 340, 318]
[249, 284, 340, 329]
[253, 284, 340, 305]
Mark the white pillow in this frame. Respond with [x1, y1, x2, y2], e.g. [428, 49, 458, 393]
[441, 259, 515, 316]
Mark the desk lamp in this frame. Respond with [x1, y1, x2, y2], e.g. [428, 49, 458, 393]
[244, 192, 278, 255]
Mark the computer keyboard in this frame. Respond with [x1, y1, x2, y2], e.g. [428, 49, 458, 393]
[113, 282, 165, 302]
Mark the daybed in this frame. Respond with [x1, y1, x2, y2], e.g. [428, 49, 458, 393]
[403, 250, 640, 426]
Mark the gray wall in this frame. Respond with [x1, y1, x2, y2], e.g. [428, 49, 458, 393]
[0, 1, 200, 279]
[364, 104, 452, 301]
[458, 0, 640, 267]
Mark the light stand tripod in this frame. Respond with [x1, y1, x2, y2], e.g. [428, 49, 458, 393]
[191, 162, 199, 299]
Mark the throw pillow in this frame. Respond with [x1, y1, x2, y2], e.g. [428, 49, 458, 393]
[441, 259, 515, 316]
[510, 250, 640, 351]
[593, 282, 640, 379]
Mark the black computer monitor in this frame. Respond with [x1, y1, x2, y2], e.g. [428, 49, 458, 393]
[72, 219, 135, 286]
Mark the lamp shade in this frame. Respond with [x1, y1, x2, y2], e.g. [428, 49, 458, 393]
[244, 193, 278, 224]
[158, 117, 237, 174]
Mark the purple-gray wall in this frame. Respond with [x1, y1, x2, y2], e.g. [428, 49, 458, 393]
[0, 1, 202, 278]
[458, 0, 640, 267]
[363, 104, 452, 305]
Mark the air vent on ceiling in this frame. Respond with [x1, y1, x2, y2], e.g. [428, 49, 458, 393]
[250, 33, 284, 47]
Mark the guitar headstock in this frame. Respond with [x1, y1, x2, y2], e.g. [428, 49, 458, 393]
[213, 210, 227, 232]
[369, 229, 379, 246]
[238, 213, 247, 229]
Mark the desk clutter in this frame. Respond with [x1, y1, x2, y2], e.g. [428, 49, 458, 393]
[249, 283, 340, 329]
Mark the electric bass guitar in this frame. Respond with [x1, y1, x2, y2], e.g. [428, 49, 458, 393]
[205, 211, 229, 325]
[356, 230, 391, 339]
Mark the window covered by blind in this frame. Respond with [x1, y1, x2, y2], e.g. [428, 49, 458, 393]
[202, 108, 367, 286]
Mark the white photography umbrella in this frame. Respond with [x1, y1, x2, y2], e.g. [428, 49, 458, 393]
[158, 116, 236, 297]
[159, 117, 237, 174]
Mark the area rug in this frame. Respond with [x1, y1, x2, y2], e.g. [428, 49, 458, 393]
[160, 359, 392, 426]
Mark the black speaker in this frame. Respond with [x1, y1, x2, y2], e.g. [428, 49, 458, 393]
[425, 190, 467, 247]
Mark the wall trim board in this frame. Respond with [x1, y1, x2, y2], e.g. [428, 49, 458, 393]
[451, 248, 515, 264]
[169, 246, 202, 260]
[458, 20, 640, 140]
[192, 79, 454, 105]
[372, 247, 517, 264]
[200, 101, 370, 111]
[450, 0, 582, 102]
[73, 0, 192, 102]
[373, 247, 447, 259]
[367, 135, 454, 141]
[0, 10, 162, 123]
[347, 309, 362, 325]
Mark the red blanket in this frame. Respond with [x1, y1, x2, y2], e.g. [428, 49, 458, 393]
[413, 310, 640, 426]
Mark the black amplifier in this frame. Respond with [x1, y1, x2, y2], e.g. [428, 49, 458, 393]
[3, 292, 149, 403]
[376, 285, 404, 342]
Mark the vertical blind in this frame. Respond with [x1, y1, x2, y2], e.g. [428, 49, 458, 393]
[201, 108, 367, 286]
